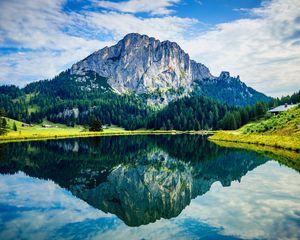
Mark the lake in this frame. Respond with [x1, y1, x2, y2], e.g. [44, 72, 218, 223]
[0, 135, 299, 240]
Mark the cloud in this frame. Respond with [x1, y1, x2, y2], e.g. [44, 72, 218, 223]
[0, 0, 111, 86]
[180, 161, 300, 239]
[194, 0, 202, 5]
[93, 0, 181, 15]
[0, 0, 195, 86]
[0, 48, 105, 86]
[84, 11, 198, 42]
[0, 0, 300, 96]
[179, 0, 300, 96]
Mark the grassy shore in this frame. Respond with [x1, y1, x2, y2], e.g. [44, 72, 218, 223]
[210, 140, 300, 172]
[209, 105, 300, 151]
[209, 131, 300, 151]
[0, 118, 214, 143]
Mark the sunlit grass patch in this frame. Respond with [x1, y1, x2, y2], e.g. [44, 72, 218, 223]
[209, 131, 300, 151]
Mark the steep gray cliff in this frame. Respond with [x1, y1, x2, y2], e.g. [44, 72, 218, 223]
[70, 33, 269, 106]
[71, 33, 212, 94]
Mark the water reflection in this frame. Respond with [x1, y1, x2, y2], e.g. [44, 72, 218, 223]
[0, 136, 268, 226]
[0, 135, 299, 239]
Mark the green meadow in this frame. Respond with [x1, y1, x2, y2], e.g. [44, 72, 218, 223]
[210, 104, 300, 151]
[1, 117, 214, 142]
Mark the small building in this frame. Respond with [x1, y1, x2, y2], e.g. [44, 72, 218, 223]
[268, 103, 297, 115]
[22, 123, 30, 127]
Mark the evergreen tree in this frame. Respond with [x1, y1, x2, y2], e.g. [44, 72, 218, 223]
[194, 120, 200, 131]
[13, 122, 17, 131]
[0, 110, 8, 135]
[89, 117, 103, 132]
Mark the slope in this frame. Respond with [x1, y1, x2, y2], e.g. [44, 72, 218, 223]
[210, 104, 300, 151]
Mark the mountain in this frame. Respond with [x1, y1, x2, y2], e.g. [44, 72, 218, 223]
[0, 33, 272, 130]
[69, 33, 268, 106]
[71, 33, 212, 94]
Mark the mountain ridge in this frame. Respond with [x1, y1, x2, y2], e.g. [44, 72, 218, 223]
[0, 33, 273, 131]
[69, 32, 269, 106]
[70, 33, 212, 94]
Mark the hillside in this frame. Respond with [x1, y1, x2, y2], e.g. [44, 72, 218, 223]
[210, 105, 300, 151]
[241, 105, 300, 136]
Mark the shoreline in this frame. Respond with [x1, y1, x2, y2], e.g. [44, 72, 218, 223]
[210, 139, 300, 172]
[0, 130, 215, 143]
[209, 131, 300, 152]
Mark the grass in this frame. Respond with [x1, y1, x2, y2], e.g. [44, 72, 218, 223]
[1, 118, 215, 143]
[209, 131, 300, 151]
[240, 104, 300, 136]
[209, 104, 300, 151]
[210, 131, 300, 151]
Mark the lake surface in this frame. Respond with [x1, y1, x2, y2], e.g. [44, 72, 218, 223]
[0, 135, 299, 240]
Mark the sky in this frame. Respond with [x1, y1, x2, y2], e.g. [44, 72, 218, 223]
[0, 0, 299, 97]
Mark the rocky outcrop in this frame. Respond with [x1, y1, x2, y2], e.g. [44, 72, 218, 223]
[70, 33, 269, 106]
[71, 33, 212, 94]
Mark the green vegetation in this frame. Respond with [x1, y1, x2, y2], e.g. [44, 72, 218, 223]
[0, 108, 8, 135]
[210, 104, 300, 151]
[241, 104, 300, 136]
[210, 132, 300, 151]
[12, 122, 17, 131]
[0, 70, 277, 132]
[0, 117, 215, 142]
[89, 117, 103, 132]
[193, 75, 270, 106]
[0, 69, 299, 134]
[147, 97, 269, 131]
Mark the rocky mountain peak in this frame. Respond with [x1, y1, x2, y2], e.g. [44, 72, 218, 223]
[70, 33, 212, 94]
[69, 33, 269, 106]
[219, 71, 231, 79]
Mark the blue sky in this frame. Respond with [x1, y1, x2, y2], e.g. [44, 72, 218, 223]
[0, 0, 300, 96]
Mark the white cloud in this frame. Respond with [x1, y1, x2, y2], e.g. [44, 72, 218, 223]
[0, 0, 112, 86]
[0, 0, 195, 86]
[180, 161, 300, 239]
[0, 0, 299, 96]
[0, 48, 106, 86]
[179, 0, 300, 96]
[94, 0, 181, 15]
[85, 11, 197, 42]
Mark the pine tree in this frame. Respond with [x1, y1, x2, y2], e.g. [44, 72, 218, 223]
[13, 122, 17, 131]
[194, 120, 200, 131]
[89, 117, 103, 132]
[0, 116, 8, 135]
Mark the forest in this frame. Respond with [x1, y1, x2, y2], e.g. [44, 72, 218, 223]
[0, 78, 299, 132]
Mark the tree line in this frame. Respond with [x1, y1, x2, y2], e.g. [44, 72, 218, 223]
[0, 81, 299, 132]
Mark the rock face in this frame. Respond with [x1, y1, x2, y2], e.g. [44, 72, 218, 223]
[192, 71, 269, 106]
[71, 33, 212, 94]
[70, 33, 269, 106]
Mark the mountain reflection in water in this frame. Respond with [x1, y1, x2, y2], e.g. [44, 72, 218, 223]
[0, 135, 269, 226]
